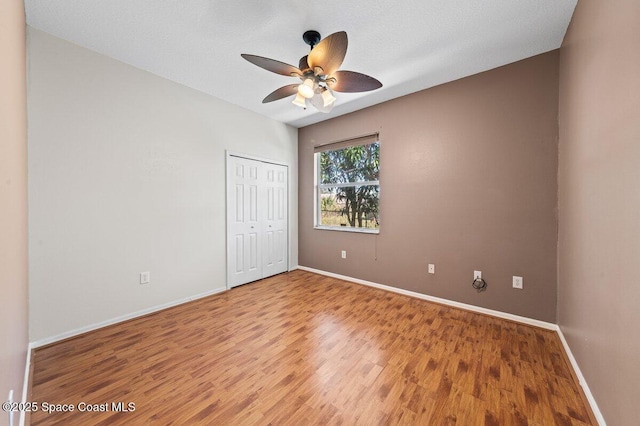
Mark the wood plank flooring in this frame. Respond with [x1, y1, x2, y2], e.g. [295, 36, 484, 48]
[29, 270, 596, 425]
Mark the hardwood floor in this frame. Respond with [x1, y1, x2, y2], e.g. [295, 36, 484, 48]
[29, 270, 595, 425]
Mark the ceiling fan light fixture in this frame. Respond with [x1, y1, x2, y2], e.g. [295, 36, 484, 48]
[298, 78, 315, 99]
[321, 88, 336, 107]
[242, 30, 382, 112]
[292, 92, 307, 108]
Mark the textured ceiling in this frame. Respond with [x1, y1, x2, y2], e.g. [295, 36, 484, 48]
[25, 0, 577, 128]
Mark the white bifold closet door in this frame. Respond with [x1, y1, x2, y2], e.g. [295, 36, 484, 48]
[227, 155, 288, 288]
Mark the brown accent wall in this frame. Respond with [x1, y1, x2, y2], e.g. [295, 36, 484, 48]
[299, 52, 559, 322]
[558, 1, 640, 424]
[0, 0, 29, 411]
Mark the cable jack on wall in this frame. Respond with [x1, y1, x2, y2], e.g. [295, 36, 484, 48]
[472, 277, 487, 292]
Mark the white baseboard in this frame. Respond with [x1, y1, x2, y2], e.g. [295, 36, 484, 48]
[297, 266, 558, 330]
[30, 286, 227, 349]
[19, 343, 32, 426]
[556, 328, 606, 425]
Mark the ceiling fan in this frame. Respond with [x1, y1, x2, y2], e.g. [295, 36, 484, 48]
[241, 30, 382, 113]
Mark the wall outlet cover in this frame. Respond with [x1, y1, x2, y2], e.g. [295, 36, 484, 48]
[513, 276, 523, 289]
[428, 264, 435, 274]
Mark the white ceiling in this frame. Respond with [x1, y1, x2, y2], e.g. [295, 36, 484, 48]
[25, 0, 577, 128]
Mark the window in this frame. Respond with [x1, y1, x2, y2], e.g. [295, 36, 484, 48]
[314, 134, 380, 233]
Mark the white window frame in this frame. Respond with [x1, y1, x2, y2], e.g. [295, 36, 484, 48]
[313, 134, 380, 234]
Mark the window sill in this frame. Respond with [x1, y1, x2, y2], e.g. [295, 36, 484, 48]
[314, 225, 380, 235]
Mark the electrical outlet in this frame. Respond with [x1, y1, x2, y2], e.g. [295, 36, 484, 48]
[341, 250, 346, 259]
[474, 270, 482, 279]
[428, 264, 435, 274]
[140, 271, 150, 284]
[513, 276, 523, 289]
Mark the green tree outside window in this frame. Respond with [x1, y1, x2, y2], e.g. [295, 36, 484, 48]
[318, 141, 379, 230]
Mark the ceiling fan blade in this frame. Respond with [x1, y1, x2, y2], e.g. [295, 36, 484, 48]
[307, 31, 348, 76]
[241, 54, 302, 77]
[262, 84, 300, 103]
[327, 70, 383, 93]
[298, 55, 310, 72]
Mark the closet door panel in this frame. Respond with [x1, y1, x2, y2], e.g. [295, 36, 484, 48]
[227, 157, 263, 287]
[262, 163, 288, 277]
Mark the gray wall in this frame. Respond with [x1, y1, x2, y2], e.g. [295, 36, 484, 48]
[558, 1, 640, 424]
[299, 52, 559, 322]
[0, 0, 29, 420]
[27, 29, 298, 342]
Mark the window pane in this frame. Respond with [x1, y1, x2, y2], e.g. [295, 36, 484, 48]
[320, 141, 379, 185]
[319, 185, 379, 229]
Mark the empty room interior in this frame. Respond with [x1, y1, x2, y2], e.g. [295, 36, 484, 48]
[2, 0, 639, 425]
